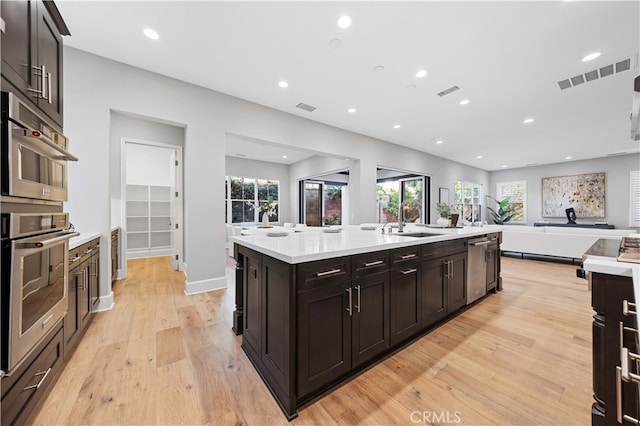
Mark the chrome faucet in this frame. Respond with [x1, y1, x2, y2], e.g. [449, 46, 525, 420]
[398, 200, 422, 233]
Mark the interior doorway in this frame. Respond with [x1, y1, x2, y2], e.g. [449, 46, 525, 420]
[122, 139, 183, 271]
[299, 171, 349, 226]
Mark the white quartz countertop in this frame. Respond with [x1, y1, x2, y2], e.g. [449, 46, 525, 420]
[70, 232, 101, 249]
[583, 238, 640, 311]
[231, 224, 502, 264]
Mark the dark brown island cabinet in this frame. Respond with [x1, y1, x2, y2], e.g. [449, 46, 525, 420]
[233, 232, 502, 419]
[111, 228, 120, 283]
[591, 271, 640, 425]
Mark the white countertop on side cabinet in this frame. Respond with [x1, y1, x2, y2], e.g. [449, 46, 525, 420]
[231, 224, 502, 264]
[70, 232, 101, 249]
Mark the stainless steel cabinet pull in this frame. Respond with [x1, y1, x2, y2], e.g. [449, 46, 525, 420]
[616, 365, 640, 424]
[400, 254, 416, 260]
[46, 71, 52, 104]
[317, 268, 341, 277]
[91, 260, 98, 276]
[449, 260, 454, 278]
[623, 300, 637, 316]
[401, 268, 417, 275]
[364, 260, 383, 267]
[41, 65, 47, 101]
[354, 285, 361, 313]
[23, 368, 52, 391]
[346, 288, 352, 316]
[70, 256, 81, 263]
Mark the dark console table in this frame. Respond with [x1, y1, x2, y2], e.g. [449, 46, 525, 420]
[533, 222, 615, 229]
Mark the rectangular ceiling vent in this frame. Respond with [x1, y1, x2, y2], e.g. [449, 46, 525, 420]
[296, 102, 317, 112]
[607, 151, 628, 156]
[555, 54, 637, 90]
[437, 85, 460, 97]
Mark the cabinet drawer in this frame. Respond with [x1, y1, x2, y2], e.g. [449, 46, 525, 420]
[352, 251, 389, 278]
[297, 257, 351, 292]
[1, 325, 64, 426]
[390, 246, 421, 267]
[422, 238, 467, 261]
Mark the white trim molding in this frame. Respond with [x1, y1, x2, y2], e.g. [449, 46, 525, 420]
[184, 276, 227, 295]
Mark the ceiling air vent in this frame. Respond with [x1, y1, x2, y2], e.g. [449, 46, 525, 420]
[555, 54, 637, 90]
[607, 152, 628, 156]
[437, 85, 460, 97]
[296, 102, 317, 112]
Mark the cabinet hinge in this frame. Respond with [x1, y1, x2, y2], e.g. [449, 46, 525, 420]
[175, 223, 179, 229]
[175, 254, 179, 261]
[175, 191, 178, 197]
[175, 160, 179, 166]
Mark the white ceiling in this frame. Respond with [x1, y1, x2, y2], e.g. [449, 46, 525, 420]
[56, 1, 640, 170]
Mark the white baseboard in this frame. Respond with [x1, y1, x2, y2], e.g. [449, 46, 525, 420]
[184, 275, 227, 295]
[94, 291, 115, 312]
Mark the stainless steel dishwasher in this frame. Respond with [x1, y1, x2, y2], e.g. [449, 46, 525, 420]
[467, 237, 489, 304]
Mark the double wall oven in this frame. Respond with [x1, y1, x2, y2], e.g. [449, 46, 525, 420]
[1, 92, 78, 376]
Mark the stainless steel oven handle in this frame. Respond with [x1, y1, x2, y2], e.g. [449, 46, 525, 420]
[12, 125, 78, 161]
[15, 232, 79, 249]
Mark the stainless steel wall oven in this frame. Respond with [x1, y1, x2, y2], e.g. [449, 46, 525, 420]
[1, 213, 77, 374]
[1, 92, 77, 203]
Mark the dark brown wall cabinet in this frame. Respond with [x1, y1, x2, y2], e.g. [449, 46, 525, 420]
[1, 0, 66, 128]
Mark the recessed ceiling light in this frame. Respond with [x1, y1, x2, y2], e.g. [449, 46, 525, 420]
[501, 165, 507, 168]
[460, 99, 470, 105]
[565, 156, 573, 160]
[282, 155, 288, 159]
[278, 81, 288, 88]
[523, 118, 535, 124]
[393, 124, 401, 129]
[143, 28, 159, 40]
[373, 65, 385, 72]
[329, 38, 343, 49]
[436, 140, 444, 144]
[476, 155, 483, 159]
[405, 84, 417, 90]
[337, 15, 352, 29]
[348, 108, 356, 113]
[582, 52, 601, 62]
[416, 69, 427, 78]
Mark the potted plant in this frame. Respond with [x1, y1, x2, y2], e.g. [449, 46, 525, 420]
[250, 198, 278, 228]
[486, 195, 515, 224]
[435, 202, 451, 226]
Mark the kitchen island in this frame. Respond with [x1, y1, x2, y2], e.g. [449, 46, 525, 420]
[231, 225, 502, 419]
[582, 238, 640, 425]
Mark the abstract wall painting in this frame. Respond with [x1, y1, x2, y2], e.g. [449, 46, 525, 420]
[542, 172, 605, 218]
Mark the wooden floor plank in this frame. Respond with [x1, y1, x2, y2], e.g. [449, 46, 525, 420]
[30, 255, 592, 425]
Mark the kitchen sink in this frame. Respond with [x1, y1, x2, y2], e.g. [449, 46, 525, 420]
[395, 232, 444, 238]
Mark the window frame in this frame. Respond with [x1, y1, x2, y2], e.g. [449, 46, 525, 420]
[453, 180, 483, 223]
[495, 180, 527, 224]
[225, 175, 280, 225]
[630, 170, 640, 227]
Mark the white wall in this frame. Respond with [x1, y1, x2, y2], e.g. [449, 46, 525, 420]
[225, 156, 291, 224]
[64, 46, 490, 300]
[489, 153, 640, 228]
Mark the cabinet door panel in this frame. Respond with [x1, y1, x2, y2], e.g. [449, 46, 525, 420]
[35, 1, 63, 127]
[352, 272, 389, 367]
[77, 261, 91, 332]
[262, 257, 291, 384]
[297, 282, 351, 398]
[243, 253, 262, 355]
[486, 244, 498, 291]
[389, 265, 421, 346]
[422, 258, 447, 327]
[1, 0, 36, 97]
[448, 252, 467, 313]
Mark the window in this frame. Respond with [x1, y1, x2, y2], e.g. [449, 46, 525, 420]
[453, 180, 482, 223]
[376, 176, 428, 224]
[495, 181, 527, 224]
[226, 176, 279, 224]
[631, 171, 640, 227]
[300, 180, 346, 226]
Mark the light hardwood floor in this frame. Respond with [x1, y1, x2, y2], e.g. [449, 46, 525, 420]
[31, 255, 592, 425]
